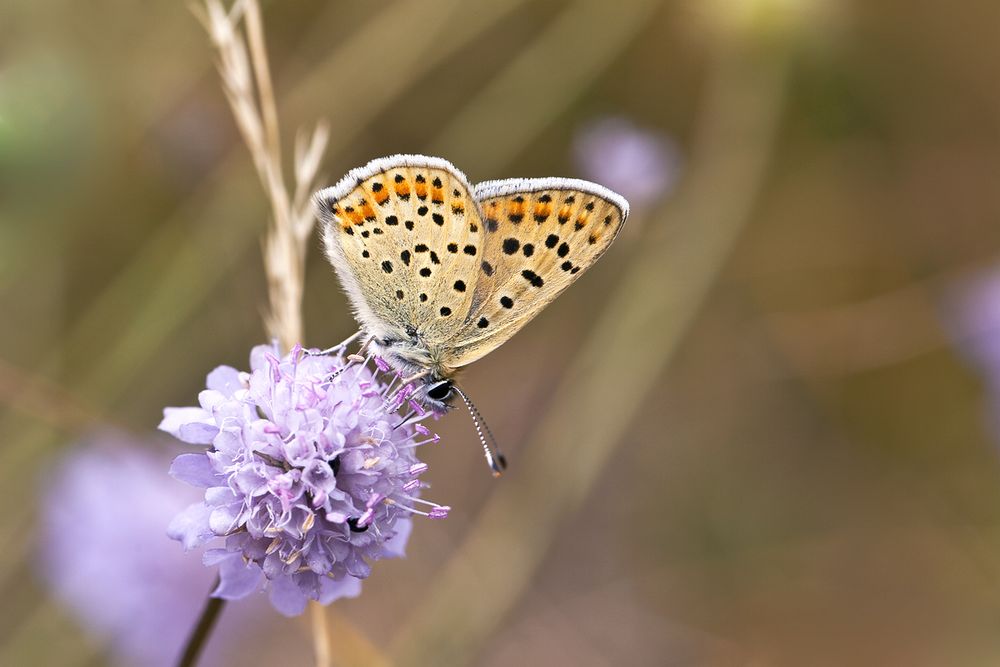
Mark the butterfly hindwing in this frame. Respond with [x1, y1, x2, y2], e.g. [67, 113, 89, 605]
[442, 178, 629, 368]
[314, 155, 485, 346]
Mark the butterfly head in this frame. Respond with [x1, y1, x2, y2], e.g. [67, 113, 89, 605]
[367, 335, 457, 413]
[423, 378, 455, 412]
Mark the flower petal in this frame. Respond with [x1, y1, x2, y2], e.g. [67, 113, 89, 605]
[178, 422, 220, 445]
[381, 517, 413, 559]
[158, 407, 212, 439]
[198, 389, 228, 413]
[209, 504, 242, 535]
[206, 365, 243, 397]
[167, 502, 214, 550]
[169, 453, 217, 488]
[268, 575, 307, 617]
[316, 575, 362, 604]
[249, 344, 277, 373]
[203, 548, 235, 566]
[213, 556, 262, 600]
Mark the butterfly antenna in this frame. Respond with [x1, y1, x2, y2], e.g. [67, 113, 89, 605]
[452, 385, 507, 477]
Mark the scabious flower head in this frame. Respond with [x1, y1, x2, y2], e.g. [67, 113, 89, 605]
[573, 115, 681, 212]
[161, 343, 447, 616]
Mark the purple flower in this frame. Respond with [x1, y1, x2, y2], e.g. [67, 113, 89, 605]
[573, 116, 681, 212]
[945, 269, 1000, 443]
[948, 269, 1000, 378]
[37, 435, 265, 667]
[160, 343, 447, 616]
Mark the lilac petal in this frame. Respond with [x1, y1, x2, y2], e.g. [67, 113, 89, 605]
[213, 427, 243, 456]
[213, 556, 262, 600]
[232, 465, 269, 497]
[249, 344, 276, 373]
[381, 518, 413, 559]
[178, 422, 220, 445]
[316, 575, 362, 604]
[205, 485, 238, 504]
[268, 576, 308, 617]
[158, 407, 212, 438]
[169, 453, 217, 488]
[343, 550, 372, 579]
[203, 548, 235, 566]
[206, 365, 242, 397]
[167, 503, 214, 550]
[198, 389, 228, 413]
[209, 504, 242, 535]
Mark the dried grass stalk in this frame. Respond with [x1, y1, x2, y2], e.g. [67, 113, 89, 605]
[196, 0, 328, 351]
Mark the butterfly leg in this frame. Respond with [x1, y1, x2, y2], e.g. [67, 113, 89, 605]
[318, 333, 373, 385]
[400, 370, 431, 386]
[306, 330, 363, 357]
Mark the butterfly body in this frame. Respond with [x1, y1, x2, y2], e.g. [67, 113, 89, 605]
[314, 154, 628, 412]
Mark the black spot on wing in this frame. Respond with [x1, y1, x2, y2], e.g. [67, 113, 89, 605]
[521, 269, 544, 288]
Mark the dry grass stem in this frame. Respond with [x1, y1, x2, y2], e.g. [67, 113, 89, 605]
[309, 602, 332, 667]
[200, 0, 328, 351]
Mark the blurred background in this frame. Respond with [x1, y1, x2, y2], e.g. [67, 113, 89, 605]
[5, 0, 1000, 665]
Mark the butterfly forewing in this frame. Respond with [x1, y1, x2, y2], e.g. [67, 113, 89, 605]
[442, 178, 628, 368]
[315, 156, 485, 345]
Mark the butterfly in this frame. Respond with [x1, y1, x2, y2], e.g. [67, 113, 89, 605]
[313, 155, 628, 474]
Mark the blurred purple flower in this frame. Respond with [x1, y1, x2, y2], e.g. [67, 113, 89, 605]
[160, 343, 446, 617]
[573, 116, 681, 212]
[38, 435, 263, 667]
[945, 268, 1000, 441]
[948, 269, 1000, 377]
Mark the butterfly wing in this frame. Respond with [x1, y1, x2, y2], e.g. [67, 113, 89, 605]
[440, 178, 629, 368]
[314, 155, 486, 348]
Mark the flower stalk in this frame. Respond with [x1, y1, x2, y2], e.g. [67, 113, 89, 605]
[176, 577, 225, 667]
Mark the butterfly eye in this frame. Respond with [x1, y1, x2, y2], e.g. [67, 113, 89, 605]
[426, 380, 453, 402]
